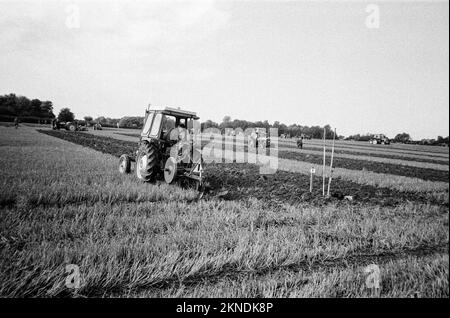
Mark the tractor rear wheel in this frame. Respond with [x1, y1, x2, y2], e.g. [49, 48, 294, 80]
[136, 142, 159, 182]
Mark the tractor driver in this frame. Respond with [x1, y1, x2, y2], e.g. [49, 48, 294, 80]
[166, 122, 190, 160]
[166, 122, 187, 142]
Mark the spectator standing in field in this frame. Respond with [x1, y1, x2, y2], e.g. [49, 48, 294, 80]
[297, 136, 303, 149]
[14, 117, 19, 129]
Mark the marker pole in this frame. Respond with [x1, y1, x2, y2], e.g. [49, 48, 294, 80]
[327, 128, 336, 197]
[322, 127, 326, 196]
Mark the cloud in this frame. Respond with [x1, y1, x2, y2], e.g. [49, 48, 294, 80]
[0, 0, 229, 57]
[147, 68, 214, 83]
[0, 0, 229, 84]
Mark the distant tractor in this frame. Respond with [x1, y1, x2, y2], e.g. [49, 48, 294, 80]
[300, 133, 312, 140]
[370, 134, 390, 145]
[52, 119, 87, 131]
[119, 106, 203, 190]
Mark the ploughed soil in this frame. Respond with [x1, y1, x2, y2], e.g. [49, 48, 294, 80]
[204, 162, 447, 207]
[204, 137, 448, 182]
[38, 129, 448, 207]
[280, 144, 449, 165]
[103, 132, 449, 167]
[299, 139, 449, 155]
[278, 150, 449, 183]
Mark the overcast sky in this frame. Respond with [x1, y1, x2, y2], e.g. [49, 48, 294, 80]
[0, 0, 448, 139]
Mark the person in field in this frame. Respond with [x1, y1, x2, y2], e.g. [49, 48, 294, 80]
[250, 130, 259, 150]
[167, 122, 189, 160]
[14, 117, 19, 129]
[297, 136, 303, 149]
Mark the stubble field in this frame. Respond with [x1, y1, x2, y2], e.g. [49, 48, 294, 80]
[0, 124, 448, 297]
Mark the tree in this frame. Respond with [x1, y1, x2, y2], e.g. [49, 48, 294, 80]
[0, 94, 55, 118]
[394, 132, 411, 143]
[223, 116, 231, 123]
[41, 101, 55, 118]
[30, 99, 42, 117]
[0, 94, 16, 116]
[14, 96, 30, 116]
[202, 119, 219, 130]
[118, 116, 144, 128]
[84, 116, 93, 125]
[95, 116, 106, 124]
[58, 108, 75, 122]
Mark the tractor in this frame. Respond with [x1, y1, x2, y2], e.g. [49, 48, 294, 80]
[118, 105, 204, 190]
[52, 119, 87, 131]
[369, 134, 390, 145]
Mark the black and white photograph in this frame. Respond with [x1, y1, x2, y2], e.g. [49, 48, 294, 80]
[0, 0, 448, 302]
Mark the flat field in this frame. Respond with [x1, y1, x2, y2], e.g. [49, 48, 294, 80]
[0, 124, 448, 297]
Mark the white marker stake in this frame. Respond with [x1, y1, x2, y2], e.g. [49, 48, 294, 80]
[327, 128, 336, 197]
[322, 127, 326, 196]
[310, 167, 315, 193]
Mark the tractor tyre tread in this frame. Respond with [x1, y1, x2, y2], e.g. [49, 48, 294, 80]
[136, 141, 159, 182]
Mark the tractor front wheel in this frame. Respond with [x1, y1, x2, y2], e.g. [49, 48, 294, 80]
[119, 154, 131, 174]
[135, 142, 159, 182]
[163, 157, 177, 184]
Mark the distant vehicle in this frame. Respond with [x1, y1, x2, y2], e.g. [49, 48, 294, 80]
[300, 133, 311, 140]
[52, 120, 87, 131]
[370, 134, 390, 145]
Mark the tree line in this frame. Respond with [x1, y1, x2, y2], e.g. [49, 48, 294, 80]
[0, 93, 55, 122]
[202, 116, 339, 139]
[1, 95, 447, 145]
[346, 132, 449, 146]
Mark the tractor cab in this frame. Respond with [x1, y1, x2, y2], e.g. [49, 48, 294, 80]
[119, 105, 203, 190]
[140, 106, 199, 143]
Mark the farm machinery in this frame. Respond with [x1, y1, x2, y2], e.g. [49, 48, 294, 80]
[119, 105, 204, 190]
[370, 134, 390, 145]
[52, 119, 88, 131]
